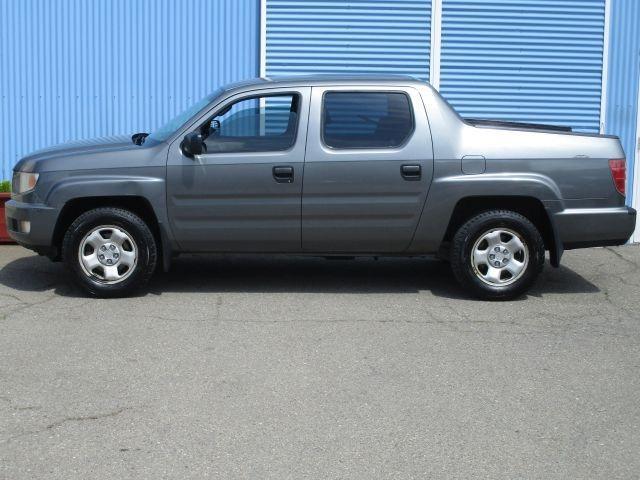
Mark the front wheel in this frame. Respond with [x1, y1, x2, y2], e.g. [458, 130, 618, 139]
[62, 207, 158, 297]
[450, 210, 545, 300]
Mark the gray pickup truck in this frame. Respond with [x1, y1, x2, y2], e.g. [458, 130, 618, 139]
[6, 75, 636, 299]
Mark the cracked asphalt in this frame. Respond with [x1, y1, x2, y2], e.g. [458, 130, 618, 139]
[1, 244, 639, 479]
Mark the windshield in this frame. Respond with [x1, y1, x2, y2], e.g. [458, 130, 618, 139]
[147, 89, 222, 142]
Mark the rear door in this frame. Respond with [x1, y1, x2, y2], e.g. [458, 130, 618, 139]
[301, 86, 433, 252]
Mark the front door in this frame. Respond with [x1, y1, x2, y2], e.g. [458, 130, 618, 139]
[301, 86, 434, 252]
[167, 87, 310, 252]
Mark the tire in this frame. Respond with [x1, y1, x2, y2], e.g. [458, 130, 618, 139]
[62, 207, 158, 298]
[450, 210, 545, 300]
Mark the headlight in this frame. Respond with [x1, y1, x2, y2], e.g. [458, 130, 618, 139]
[12, 172, 39, 194]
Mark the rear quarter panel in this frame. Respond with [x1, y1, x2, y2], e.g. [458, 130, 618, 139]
[410, 85, 625, 253]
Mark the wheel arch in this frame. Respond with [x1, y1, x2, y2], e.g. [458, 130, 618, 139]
[52, 196, 163, 261]
[441, 196, 562, 267]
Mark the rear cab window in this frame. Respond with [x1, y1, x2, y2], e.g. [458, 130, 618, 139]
[322, 92, 414, 149]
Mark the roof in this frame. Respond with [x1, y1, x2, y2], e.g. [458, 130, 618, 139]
[220, 74, 428, 93]
[265, 74, 422, 84]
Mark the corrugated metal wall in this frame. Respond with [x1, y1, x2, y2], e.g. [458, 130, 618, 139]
[265, 0, 431, 79]
[0, 0, 259, 179]
[604, 0, 640, 207]
[5, 0, 638, 201]
[439, 0, 606, 132]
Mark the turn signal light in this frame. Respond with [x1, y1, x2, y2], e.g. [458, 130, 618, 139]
[608, 159, 626, 196]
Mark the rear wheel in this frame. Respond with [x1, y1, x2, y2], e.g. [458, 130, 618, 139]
[450, 210, 545, 300]
[62, 208, 157, 297]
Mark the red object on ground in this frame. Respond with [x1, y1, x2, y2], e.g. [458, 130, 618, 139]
[0, 192, 15, 243]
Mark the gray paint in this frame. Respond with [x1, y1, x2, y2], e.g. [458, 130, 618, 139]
[302, 85, 433, 252]
[166, 86, 312, 252]
[5, 75, 636, 265]
[461, 156, 486, 175]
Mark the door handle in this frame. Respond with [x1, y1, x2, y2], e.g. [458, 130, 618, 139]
[273, 165, 294, 183]
[401, 164, 421, 180]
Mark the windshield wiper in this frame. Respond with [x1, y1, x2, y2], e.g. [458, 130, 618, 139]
[131, 132, 149, 145]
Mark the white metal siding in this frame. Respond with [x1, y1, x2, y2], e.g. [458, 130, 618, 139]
[439, 0, 606, 132]
[605, 0, 640, 212]
[264, 1, 431, 79]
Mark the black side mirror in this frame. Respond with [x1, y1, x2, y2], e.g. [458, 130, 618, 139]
[131, 132, 149, 145]
[181, 132, 205, 157]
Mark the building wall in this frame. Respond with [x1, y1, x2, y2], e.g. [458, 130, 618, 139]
[0, 0, 260, 179]
[604, 0, 640, 213]
[264, 0, 432, 79]
[2, 0, 639, 225]
[439, 0, 606, 133]
[264, 0, 608, 134]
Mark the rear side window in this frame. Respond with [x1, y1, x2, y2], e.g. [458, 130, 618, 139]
[322, 92, 414, 149]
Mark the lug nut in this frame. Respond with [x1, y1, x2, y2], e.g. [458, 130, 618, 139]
[98, 254, 104, 260]
[494, 247, 500, 252]
[110, 245, 116, 250]
[489, 254, 495, 259]
[106, 259, 112, 265]
[100, 245, 106, 251]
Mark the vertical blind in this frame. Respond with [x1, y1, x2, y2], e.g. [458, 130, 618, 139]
[439, 0, 606, 132]
[265, 0, 432, 79]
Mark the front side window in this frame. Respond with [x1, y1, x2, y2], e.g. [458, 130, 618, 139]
[201, 94, 300, 154]
[147, 90, 222, 143]
[322, 92, 414, 149]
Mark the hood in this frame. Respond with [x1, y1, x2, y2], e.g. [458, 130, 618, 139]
[14, 135, 145, 173]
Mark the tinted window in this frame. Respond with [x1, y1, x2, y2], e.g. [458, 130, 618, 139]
[148, 89, 221, 142]
[203, 94, 299, 153]
[322, 92, 413, 149]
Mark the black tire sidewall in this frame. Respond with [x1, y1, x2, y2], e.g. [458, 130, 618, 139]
[451, 211, 545, 300]
[62, 208, 157, 297]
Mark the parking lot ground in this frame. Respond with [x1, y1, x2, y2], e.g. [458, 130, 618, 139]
[0, 244, 639, 479]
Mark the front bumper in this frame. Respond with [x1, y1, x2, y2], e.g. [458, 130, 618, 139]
[553, 206, 637, 249]
[5, 199, 59, 256]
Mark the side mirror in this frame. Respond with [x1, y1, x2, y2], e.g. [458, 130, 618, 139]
[181, 132, 205, 157]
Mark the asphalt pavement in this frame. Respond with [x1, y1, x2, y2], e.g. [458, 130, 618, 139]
[1, 245, 639, 479]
